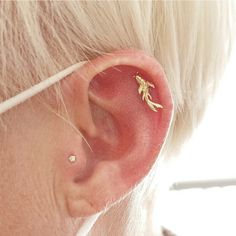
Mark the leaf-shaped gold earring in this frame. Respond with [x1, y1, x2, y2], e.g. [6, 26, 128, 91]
[135, 74, 163, 112]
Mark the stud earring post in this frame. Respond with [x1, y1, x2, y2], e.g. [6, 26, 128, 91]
[68, 155, 77, 163]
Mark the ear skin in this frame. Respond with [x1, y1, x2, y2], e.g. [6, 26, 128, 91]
[59, 49, 173, 217]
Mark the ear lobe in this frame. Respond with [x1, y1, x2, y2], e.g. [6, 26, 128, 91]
[60, 49, 173, 217]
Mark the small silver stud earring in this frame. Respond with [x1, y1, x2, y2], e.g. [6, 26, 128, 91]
[68, 155, 77, 163]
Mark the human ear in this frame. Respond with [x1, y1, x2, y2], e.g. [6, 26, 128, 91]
[58, 48, 173, 217]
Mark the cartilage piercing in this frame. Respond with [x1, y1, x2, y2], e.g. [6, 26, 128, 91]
[135, 73, 163, 112]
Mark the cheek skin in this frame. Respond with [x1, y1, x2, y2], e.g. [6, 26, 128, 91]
[0, 99, 78, 236]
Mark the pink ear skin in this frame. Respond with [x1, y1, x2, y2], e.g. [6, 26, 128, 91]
[57, 48, 173, 217]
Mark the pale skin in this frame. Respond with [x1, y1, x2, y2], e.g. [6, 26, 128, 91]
[0, 49, 173, 236]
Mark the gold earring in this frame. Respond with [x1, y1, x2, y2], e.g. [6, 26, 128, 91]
[134, 73, 163, 112]
[68, 155, 77, 163]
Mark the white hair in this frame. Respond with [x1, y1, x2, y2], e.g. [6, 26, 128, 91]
[0, 1, 235, 235]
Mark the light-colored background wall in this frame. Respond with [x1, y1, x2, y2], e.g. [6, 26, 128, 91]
[156, 45, 236, 236]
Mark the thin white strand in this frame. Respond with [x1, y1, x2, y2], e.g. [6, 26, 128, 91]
[76, 213, 102, 236]
[0, 61, 86, 115]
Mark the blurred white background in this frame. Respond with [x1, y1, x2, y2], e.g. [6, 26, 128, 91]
[156, 45, 236, 236]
